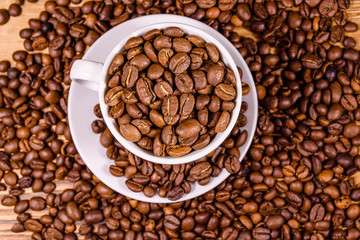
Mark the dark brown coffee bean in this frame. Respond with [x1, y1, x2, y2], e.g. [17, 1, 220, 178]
[29, 197, 46, 211]
[84, 210, 104, 224]
[125, 180, 144, 192]
[252, 227, 270, 240]
[164, 215, 180, 230]
[195, 0, 216, 8]
[24, 219, 43, 233]
[190, 162, 212, 180]
[224, 156, 241, 173]
[167, 187, 184, 201]
[301, 54, 322, 69]
[0, 9, 10, 25]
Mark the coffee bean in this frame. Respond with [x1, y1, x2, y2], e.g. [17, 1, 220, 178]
[166, 145, 192, 157]
[176, 119, 201, 138]
[252, 227, 270, 240]
[119, 124, 141, 142]
[121, 64, 138, 88]
[215, 83, 236, 100]
[215, 111, 230, 133]
[167, 187, 185, 201]
[84, 210, 104, 224]
[125, 180, 144, 192]
[0, 9, 10, 25]
[169, 53, 191, 74]
[29, 197, 46, 211]
[190, 162, 212, 180]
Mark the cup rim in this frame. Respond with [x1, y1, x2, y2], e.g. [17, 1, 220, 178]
[97, 22, 242, 165]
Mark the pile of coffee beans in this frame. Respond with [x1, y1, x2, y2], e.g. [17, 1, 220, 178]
[104, 27, 237, 157]
[92, 98, 248, 200]
[0, 0, 360, 239]
[0, 0, 36, 25]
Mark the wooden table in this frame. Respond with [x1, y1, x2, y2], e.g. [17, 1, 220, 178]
[0, 0, 360, 239]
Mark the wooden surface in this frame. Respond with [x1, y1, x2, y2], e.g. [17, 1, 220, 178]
[0, 0, 360, 239]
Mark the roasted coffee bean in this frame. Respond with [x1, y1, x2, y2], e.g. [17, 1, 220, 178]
[175, 73, 194, 92]
[119, 124, 141, 142]
[215, 83, 236, 100]
[176, 119, 202, 138]
[207, 65, 225, 86]
[166, 145, 192, 157]
[215, 111, 230, 133]
[121, 64, 138, 88]
[169, 53, 191, 74]
[84, 210, 104, 224]
[0, 9, 10, 25]
[190, 162, 212, 180]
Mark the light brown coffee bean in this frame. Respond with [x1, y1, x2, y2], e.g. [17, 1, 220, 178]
[161, 125, 177, 146]
[176, 119, 201, 138]
[105, 86, 124, 106]
[169, 53, 191, 74]
[179, 93, 195, 116]
[215, 111, 231, 133]
[125, 37, 143, 50]
[215, 83, 236, 101]
[154, 81, 173, 99]
[164, 27, 184, 37]
[162, 95, 179, 116]
[149, 110, 166, 128]
[175, 73, 194, 93]
[119, 124, 141, 142]
[136, 78, 156, 105]
[158, 48, 174, 68]
[121, 64, 138, 88]
[166, 145, 192, 157]
[205, 43, 219, 63]
[173, 38, 192, 53]
[147, 63, 164, 80]
[207, 65, 225, 86]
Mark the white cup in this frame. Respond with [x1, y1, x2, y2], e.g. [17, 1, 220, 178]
[70, 22, 242, 165]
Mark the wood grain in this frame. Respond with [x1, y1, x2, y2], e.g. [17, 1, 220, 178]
[0, 0, 360, 239]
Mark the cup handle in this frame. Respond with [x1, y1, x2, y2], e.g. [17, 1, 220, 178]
[70, 59, 104, 91]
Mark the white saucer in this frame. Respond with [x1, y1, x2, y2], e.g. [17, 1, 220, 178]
[68, 15, 258, 203]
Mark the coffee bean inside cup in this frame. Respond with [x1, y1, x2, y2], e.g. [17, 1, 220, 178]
[104, 27, 238, 157]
